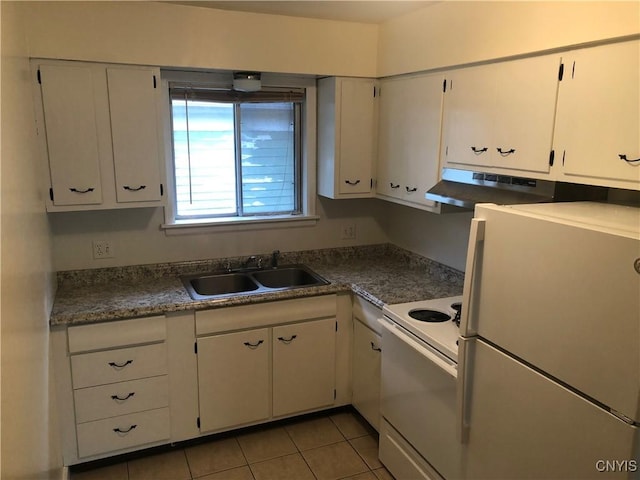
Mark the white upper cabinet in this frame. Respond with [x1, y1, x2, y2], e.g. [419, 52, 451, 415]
[317, 77, 376, 198]
[34, 60, 166, 211]
[376, 73, 444, 212]
[107, 67, 163, 203]
[442, 55, 560, 177]
[38, 64, 104, 206]
[553, 40, 640, 190]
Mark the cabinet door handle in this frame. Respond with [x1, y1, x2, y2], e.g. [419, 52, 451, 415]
[405, 186, 417, 193]
[123, 185, 147, 191]
[108, 360, 133, 369]
[470, 146, 488, 154]
[277, 335, 297, 344]
[390, 183, 400, 189]
[113, 425, 137, 435]
[497, 147, 516, 156]
[370, 342, 382, 352]
[344, 179, 361, 185]
[618, 154, 640, 164]
[111, 392, 135, 402]
[69, 187, 95, 193]
[243, 340, 264, 349]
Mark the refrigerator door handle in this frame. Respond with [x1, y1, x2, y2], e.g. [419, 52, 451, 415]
[461, 218, 485, 336]
[456, 336, 474, 444]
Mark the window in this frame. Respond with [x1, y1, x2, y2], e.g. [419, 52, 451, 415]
[167, 82, 309, 226]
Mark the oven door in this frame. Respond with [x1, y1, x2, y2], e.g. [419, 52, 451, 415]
[380, 317, 462, 480]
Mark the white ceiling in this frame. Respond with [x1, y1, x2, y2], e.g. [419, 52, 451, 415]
[167, 1, 435, 24]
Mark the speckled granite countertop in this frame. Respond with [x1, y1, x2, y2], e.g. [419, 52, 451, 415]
[50, 244, 464, 326]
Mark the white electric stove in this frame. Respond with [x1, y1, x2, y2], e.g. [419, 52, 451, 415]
[382, 295, 462, 362]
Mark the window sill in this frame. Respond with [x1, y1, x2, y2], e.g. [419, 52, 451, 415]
[161, 214, 320, 236]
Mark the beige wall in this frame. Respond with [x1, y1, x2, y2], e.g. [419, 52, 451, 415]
[378, 1, 640, 76]
[0, 2, 61, 479]
[24, 1, 378, 77]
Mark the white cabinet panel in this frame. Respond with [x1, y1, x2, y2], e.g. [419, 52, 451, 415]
[197, 329, 270, 432]
[33, 59, 165, 211]
[443, 55, 558, 176]
[76, 407, 170, 458]
[318, 77, 376, 198]
[74, 375, 169, 424]
[272, 318, 336, 417]
[554, 40, 640, 189]
[107, 67, 163, 203]
[71, 342, 168, 389]
[352, 318, 381, 430]
[39, 64, 103, 206]
[377, 73, 443, 211]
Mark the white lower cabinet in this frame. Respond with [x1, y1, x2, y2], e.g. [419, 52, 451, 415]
[196, 329, 271, 432]
[351, 297, 382, 431]
[272, 318, 336, 417]
[52, 316, 171, 464]
[195, 295, 338, 433]
[52, 294, 353, 465]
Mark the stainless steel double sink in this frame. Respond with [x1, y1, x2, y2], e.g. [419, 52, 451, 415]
[181, 264, 330, 300]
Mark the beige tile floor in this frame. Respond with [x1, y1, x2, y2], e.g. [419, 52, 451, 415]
[70, 409, 394, 480]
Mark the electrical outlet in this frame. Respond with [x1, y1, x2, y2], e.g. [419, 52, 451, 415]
[341, 223, 356, 240]
[93, 240, 114, 259]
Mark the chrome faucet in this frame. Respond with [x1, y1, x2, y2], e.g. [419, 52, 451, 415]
[242, 255, 262, 269]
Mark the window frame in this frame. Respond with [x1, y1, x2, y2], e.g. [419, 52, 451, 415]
[159, 70, 318, 233]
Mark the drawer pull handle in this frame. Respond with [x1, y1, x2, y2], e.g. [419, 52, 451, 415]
[113, 425, 137, 435]
[370, 342, 382, 352]
[123, 185, 147, 191]
[108, 360, 133, 369]
[345, 179, 361, 185]
[111, 392, 135, 402]
[497, 147, 516, 156]
[405, 186, 417, 193]
[243, 340, 264, 349]
[277, 335, 297, 344]
[471, 146, 488, 154]
[390, 183, 400, 189]
[69, 187, 95, 194]
[618, 154, 640, 164]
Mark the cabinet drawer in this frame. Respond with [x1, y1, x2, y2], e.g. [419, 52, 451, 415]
[76, 407, 170, 458]
[71, 342, 167, 389]
[68, 316, 166, 353]
[74, 375, 169, 424]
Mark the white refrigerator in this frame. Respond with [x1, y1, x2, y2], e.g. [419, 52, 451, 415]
[458, 202, 639, 479]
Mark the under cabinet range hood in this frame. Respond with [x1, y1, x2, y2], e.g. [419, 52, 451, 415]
[426, 168, 608, 210]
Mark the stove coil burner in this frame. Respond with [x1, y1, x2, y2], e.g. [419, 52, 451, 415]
[450, 302, 462, 327]
[408, 309, 451, 323]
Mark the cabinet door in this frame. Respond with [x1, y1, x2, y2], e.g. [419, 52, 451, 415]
[39, 64, 103, 206]
[272, 318, 336, 417]
[107, 67, 163, 203]
[338, 78, 375, 195]
[352, 319, 381, 430]
[442, 64, 496, 169]
[377, 74, 443, 210]
[491, 55, 559, 174]
[197, 329, 270, 432]
[376, 77, 408, 199]
[554, 40, 640, 189]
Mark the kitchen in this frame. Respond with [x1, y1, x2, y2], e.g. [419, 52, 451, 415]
[1, 1, 639, 479]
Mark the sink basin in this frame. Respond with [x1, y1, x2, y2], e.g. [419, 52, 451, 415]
[181, 264, 329, 300]
[184, 273, 259, 299]
[252, 266, 328, 289]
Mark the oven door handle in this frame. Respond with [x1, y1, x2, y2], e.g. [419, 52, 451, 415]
[381, 319, 457, 378]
